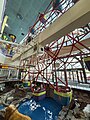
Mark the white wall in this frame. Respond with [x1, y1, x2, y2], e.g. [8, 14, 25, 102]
[0, 0, 6, 30]
[0, 50, 6, 63]
[0, 49, 20, 66]
[4, 56, 20, 66]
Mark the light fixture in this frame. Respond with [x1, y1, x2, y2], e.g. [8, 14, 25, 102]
[5, 23, 9, 28]
[16, 13, 23, 20]
[0, 15, 8, 37]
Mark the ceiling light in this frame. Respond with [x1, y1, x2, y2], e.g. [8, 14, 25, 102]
[16, 13, 23, 20]
[5, 23, 9, 28]
[21, 33, 24, 36]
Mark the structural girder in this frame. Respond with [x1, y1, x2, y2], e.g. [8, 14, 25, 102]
[12, 0, 90, 61]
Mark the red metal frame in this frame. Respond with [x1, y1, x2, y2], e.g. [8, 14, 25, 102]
[19, 1, 90, 92]
[24, 0, 77, 45]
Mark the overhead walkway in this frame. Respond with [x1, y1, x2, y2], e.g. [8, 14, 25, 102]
[12, 0, 90, 61]
[46, 38, 90, 58]
[58, 38, 90, 57]
[36, 79, 90, 91]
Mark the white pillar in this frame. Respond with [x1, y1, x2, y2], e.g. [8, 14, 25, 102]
[0, 0, 7, 31]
